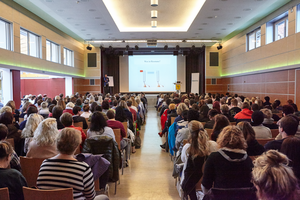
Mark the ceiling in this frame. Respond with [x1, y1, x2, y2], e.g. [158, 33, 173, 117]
[14, 0, 291, 47]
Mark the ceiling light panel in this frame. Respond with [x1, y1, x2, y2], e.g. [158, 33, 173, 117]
[102, 0, 206, 32]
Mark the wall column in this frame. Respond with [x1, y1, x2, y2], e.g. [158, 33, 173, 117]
[11, 70, 21, 108]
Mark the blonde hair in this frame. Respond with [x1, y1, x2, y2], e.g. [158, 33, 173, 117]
[130, 96, 138, 107]
[169, 103, 176, 110]
[135, 97, 141, 104]
[177, 103, 188, 115]
[66, 102, 75, 108]
[252, 150, 298, 200]
[0, 106, 12, 115]
[56, 128, 81, 155]
[22, 113, 44, 138]
[6, 101, 16, 113]
[217, 125, 247, 150]
[33, 118, 58, 146]
[187, 121, 209, 159]
[261, 108, 272, 119]
[57, 100, 66, 110]
[119, 100, 129, 110]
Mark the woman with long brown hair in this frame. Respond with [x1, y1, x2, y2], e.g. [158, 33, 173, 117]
[211, 114, 230, 141]
[181, 120, 218, 200]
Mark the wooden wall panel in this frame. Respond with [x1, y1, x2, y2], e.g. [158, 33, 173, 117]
[206, 69, 296, 104]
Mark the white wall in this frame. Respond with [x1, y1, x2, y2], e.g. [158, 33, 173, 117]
[1, 68, 12, 105]
[65, 77, 73, 96]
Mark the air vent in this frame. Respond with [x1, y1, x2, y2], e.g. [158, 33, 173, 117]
[45, 0, 53, 2]
[90, 79, 95, 86]
[147, 40, 157, 47]
[211, 78, 217, 85]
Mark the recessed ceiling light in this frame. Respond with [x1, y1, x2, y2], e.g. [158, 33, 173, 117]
[243, 8, 252, 11]
[216, 33, 221, 35]
[89, 9, 96, 12]
[57, 9, 64, 12]
[198, 28, 203, 30]
[45, 0, 53, 2]
[105, 29, 110, 31]
[213, 8, 220, 11]
[86, 34, 91, 35]
[235, 17, 241, 19]
[108, 33, 113, 35]
[100, 24, 105, 25]
[195, 33, 199, 35]
[221, 28, 226, 30]
[228, 23, 233, 25]
[81, 29, 86, 31]
[75, 24, 80, 26]
[202, 23, 208, 25]
[67, 18, 72, 20]
[95, 17, 101, 19]
[207, 16, 214, 19]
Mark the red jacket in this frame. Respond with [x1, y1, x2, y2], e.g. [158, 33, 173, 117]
[63, 109, 74, 116]
[161, 109, 169, 131]
[129, 108, 137, 122]
[234, 108, 253, 119]
[67, 125, 86, 151]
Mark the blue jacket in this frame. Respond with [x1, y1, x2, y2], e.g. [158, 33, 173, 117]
[168, 122, 177, 156]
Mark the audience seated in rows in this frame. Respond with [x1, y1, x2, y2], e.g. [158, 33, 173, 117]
[73, 106, 88, 129]
[211, 114, 230, 141]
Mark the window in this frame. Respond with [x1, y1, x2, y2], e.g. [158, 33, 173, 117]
[266, 11, 288, 44]
[46, 40, 60, 63]
[247, 28, 261, 51]
[0, 18, 12, 50]
[90, 79, 95, 85]
[274, 17, 288, 41]
[20, 28, 41, 58]
[64, 48, 74, 67]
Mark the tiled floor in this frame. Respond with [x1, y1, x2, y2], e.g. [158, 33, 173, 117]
[108, 108, 180, 199]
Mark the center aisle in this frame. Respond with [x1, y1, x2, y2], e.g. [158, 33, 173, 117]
[109, 107, 179, 200]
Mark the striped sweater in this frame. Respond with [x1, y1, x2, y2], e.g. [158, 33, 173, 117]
[37, 159, 96, 200]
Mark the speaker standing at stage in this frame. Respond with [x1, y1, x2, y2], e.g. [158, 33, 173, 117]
[103, 74, 109, 94]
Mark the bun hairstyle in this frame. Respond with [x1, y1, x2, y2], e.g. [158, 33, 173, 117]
[252, 150, 298, 200]
[0, 141, 13, 160]
[187, 120, 209, 159]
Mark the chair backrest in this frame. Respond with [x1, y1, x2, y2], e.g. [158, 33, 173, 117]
[205, 129, 213, 139]
[271, 129, 279, 138]
[73, 122, 83, 129]
[0, 187, 9, 200]
[19, 118, 24, 124]
[230, 122, 236, 126]
[113, 129, 121, 150]
[74, 145, 80, 155]
[20, 157, 45, 187]
[23, 187, 73, 200]
[201, 122, 206, 127]
[85, 118, 90, 128]
[5, 138, 14, 150]
[171, 117, 176, 125]
[257, 138, 275, 146]
[122, 122, 128, 136]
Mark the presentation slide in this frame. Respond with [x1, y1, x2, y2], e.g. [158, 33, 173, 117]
[128, 55, 177, 92]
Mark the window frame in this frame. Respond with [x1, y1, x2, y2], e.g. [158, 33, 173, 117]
[46, 39, 60, 63]
[63, 47, 74, 67]
[20, 28, 41, 58]
[273, 17, 288, 41]
[0, 17, 13, 51]
[247, 28, 261, 51]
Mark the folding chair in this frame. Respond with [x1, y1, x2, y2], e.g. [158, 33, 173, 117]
[19, 157, 45, 187]
[73, 122, 83, 128]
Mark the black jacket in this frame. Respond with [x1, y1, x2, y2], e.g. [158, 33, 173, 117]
[83, 135, 120, 182]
